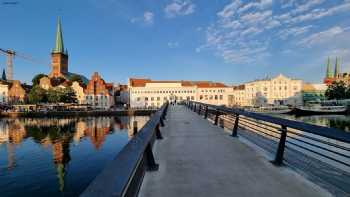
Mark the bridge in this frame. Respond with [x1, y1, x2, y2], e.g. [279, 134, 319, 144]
[81, 102, 350, 197]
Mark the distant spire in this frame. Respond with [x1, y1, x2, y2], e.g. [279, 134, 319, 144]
[326, 57, 333, 78]
[2, 68, 7, 81]
[334, 57, 340, 78]
[52, 17, 65, 54]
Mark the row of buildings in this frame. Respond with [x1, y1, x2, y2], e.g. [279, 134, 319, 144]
[128, 74, 311, 108]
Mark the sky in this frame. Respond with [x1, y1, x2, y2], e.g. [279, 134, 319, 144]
[0, 0, 350, 85]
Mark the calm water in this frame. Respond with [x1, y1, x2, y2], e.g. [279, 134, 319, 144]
[273, 114, 350, 132]
[0, 116, 149, 197]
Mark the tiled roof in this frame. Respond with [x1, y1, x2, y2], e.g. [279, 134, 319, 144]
[129, 78, 227, 88]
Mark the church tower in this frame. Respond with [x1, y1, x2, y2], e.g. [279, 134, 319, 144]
[334, 57, 340, 78]
[49, 18, 68, 78]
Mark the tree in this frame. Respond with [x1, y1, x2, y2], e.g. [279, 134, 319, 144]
[61, 87, 77, 103]
[2, 69, 6, 81]
[28, 86, 47, 104]
[47, 88, 62, 103]
[32, 74, 47, 86]
[50, 77, 66, 87]
[325, 81, 347, 100]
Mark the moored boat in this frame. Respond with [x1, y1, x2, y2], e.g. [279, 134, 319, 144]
[292, 105, 347, 115]
[247, 106, 292, 114]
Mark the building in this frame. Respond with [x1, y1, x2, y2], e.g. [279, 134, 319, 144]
[128, 78, 231, 108]
[324, 57, 350, 85]
[8, 80, 27, 104]
[0, 82, 8, 104]
[39, 18, 88, 89]
[230, 74, 303, 107]
[114, 84, 129, 106]
[302, 83, 327, 103]
[85, 72, 114, 109]
[71, 81, 86, 105]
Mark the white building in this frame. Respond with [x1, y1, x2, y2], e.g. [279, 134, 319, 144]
[230, 74, 303, 107]
[0, 83, 9, 104]
[128, 78, 231, 108]
[71, 81, 85, 104]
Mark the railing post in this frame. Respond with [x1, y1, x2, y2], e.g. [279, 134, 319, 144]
[160, 117, 165, 127]
[214, 110, 219, 125]
[155, 124, 163, 140]
[193, 104, 196, 112]
[273, 125, 287, 166]
[197, 105, 201, 115]
[204, 106, 208, 119]
[133, 121, 138, 136]
[231, 114, 239, 137]
[144, 143, 159, 171]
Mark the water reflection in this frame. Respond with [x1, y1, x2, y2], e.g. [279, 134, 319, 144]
[0, 116, 149, 197]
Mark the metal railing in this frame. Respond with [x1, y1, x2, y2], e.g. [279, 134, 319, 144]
[185, 101, 350, 170]
[80, 102, 168, 197]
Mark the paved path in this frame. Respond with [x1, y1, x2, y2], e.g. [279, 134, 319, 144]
[139, 105, 331, 197]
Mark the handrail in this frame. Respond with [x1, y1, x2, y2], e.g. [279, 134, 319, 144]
[186, 101, 350, 167]
[80, 102, 168, 197]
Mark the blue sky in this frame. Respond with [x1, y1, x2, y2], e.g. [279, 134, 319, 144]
[0, 0, 350, 85]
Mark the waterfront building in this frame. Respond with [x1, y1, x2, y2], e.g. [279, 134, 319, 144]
[128, 78, 231, 108]
[71, 81, 86, 105]
[8, 80, 27, 104]
[114, 84, 129, 106]
[39, 77, 52, 90]
[324, 57, 350, 85]
[0, 83, 8, 104]
[85, 72, 114, 109]
[230, 74, 303, 107]
[302, 83, 327, 103]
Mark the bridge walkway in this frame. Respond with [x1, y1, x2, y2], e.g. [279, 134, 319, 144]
[139, 105, 330, 197]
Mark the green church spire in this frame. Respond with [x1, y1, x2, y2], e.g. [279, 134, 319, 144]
[334, 57, 340, 78]
[52, 17, 65, 54]
[326, 57, 333, 78]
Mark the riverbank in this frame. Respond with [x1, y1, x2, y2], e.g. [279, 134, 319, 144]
[0, 109, 157, 118]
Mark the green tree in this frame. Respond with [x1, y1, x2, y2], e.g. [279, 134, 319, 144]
[32, 74, 47, 86]
[28, 86, 47, 104]
[325, 81, 348, 100]
[61, 87, 77, 103]
[47, 88, 62, 103]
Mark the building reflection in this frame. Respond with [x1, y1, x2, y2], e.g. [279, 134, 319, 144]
[0, 116, 150, 193]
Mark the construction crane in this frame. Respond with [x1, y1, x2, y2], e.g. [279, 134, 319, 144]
[0, 48, 49, 80]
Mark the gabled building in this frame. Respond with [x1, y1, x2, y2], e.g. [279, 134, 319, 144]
[71, 81, 85, 105]
[8, 80, 27, 104]
[85, 72, 114, 109]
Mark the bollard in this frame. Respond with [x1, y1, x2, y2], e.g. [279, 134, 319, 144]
[273, 125, 287, 165]
[144, 143, 159, 171]
[231, 114, 239, 137]
[155, 124, 163, 140]
[133, 121, 138, 136]
[204, 106, 208, 119]
[214, 110, 219, 125]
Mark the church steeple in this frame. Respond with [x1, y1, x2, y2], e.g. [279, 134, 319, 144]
[326, 57, 333, 78]
[334, 57, 340, 78]
[52, 18, 65, 54]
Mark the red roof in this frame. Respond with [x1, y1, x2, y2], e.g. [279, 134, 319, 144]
[129, 78, 227, 88]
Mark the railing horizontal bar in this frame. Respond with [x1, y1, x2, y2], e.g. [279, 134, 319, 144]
[287, 129, 350, 152]
[285, 142, 350, 167]
[239, 123, 280, 140]
[239, 118, 281, 136]
[286, 135, 350, 159]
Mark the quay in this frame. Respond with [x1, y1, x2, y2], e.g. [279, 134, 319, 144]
[82, 102, 350, 197]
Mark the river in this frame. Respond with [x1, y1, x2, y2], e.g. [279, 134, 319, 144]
[0, 116, 149, 197]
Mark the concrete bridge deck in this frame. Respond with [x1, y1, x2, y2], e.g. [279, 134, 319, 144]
[139, 105, 331, 197]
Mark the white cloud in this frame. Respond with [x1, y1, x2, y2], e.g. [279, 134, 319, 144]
[144, 11, 154, 24]
[298, 26, 345, 46]
[168, 42, 180, 48]
[165, 0, 195, 18]
[131, 11, 154, 25]
[199, 0, 350, 64]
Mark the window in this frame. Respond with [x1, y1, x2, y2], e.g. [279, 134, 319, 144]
[209, 95, 213, 100]
[151, 97, 154, 101]
[157, 97, 160, 101]
[191, 96, 194, 100]
[145, 97, 148, 101]
[200, 95, 203, 100]
[137, 97, 141, 101]
[219, 95, 223, 100]
[215, 95, 218, 100]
